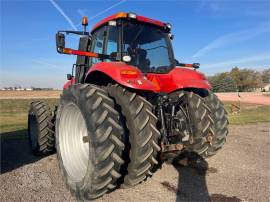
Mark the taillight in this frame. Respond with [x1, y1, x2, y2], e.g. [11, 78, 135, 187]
[120, 70, 139, 78]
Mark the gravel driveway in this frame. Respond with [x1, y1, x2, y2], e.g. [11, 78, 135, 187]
[216, 92, 270, 105]
[1, 123, 269, 202]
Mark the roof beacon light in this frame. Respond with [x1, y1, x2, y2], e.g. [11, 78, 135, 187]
[82, 16, 88, 32]
[128, 12, 137, 19]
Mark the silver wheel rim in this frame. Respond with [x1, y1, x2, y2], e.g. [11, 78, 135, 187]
[58, 103, 89, 182]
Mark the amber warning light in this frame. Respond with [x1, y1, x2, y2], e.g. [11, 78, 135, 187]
[82, 16, 88, 32]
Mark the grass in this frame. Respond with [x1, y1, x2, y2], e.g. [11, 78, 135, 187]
[0, 99, 269, 134]
[224, 102, 270, 125]
[0, 99, 58, 133]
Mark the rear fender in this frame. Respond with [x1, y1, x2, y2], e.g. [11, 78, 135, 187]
[85, 62, 157, 92]
[146, 67, 211, 93]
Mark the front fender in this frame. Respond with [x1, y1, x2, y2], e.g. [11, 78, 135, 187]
[63, 78, 75, 89]
[85, 62, 158, 92]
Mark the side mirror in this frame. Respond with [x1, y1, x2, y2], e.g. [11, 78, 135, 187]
[193, 63, 200, 69]
[56, 32, 65, 53]
[67, 73, 73, 80]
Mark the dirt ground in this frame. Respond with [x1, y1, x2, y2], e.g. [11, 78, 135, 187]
[1, 123, 269, 202]
[216, 92, 270, 105]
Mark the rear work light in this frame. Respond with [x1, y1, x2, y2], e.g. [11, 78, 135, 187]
[178, 62, 200, 69]
[108, 20, 117, 26]
[166, 23, 172, 30]
[128, 12, 137, 19]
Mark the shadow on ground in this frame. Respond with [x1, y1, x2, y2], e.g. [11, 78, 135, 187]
[0, 129, 42, 174]
[161, 152, 241, 202]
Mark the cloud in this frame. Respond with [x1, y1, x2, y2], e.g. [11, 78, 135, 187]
[77, 9, 88, 17]
[89, 0, 126, 20]
[31, 38, 50, 42]
[246, 10, 269, 18]
[49, 0, 78, 31]
[192, 23, 270, 58]
[196, 0, 224, 13]
[202, 54, 270, 70]
[32, 59, 65, 71]
[75, 0, 126, 28]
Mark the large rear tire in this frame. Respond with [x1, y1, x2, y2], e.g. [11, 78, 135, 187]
[203, 91, 228, 157]
[169, 91, 214, 156]
[56, 84, 125, 200]
[169, 90, 228, 158]
[28, 101, 55, 156]
[107, 84, 161, 188]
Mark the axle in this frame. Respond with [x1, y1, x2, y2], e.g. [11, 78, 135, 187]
[156, 93, 189, 153]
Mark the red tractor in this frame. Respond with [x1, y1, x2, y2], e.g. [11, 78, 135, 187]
[28, 12, 228, 200]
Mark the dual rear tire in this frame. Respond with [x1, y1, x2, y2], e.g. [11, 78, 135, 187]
[56, 84, 161, 200]
[56, 84, 125, 200]
[169, 90, 228, 158]
[107, 84, 161, 188]
[28, 84, 228, 200]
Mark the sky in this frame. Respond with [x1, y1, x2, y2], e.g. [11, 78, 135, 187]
[0, 0, 270, 89]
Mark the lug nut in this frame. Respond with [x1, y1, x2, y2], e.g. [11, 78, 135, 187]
[82, 136, 89, 143]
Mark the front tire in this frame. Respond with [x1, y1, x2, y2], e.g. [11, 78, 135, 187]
[56, 84, 125, 200]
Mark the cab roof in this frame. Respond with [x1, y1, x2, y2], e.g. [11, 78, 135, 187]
[91, 12, 166, 33]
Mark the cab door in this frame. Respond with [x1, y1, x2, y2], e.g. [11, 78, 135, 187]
[75, 36, 91, 83]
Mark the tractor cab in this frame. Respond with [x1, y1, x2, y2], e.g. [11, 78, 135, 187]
[89, 13, 175, 74]
[56, 12, 202, 91]
[56, 13, 175, 81]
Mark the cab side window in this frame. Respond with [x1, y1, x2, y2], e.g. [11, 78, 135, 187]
[91, 27, 106, 64]
[105, 25, 119, 58]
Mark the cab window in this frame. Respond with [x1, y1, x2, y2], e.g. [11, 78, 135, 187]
[105, 25, 119, 59]
[91, 27, 106, 64]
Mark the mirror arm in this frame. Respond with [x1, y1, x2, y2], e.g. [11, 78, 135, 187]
[178, 63, 200, 69]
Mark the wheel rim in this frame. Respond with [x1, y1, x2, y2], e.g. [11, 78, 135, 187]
[29, 114, 38, 149]
[58, 103, 89, 182]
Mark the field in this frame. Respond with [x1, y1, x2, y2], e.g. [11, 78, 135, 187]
[0, 90, 61, 99]
[0, 93, 269, 201]
[0, 98, 269, 134]
[0, 99, 59, 133]
[225, 102, 270, 124]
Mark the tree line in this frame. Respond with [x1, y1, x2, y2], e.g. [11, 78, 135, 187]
[207, 67, 270, 92]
